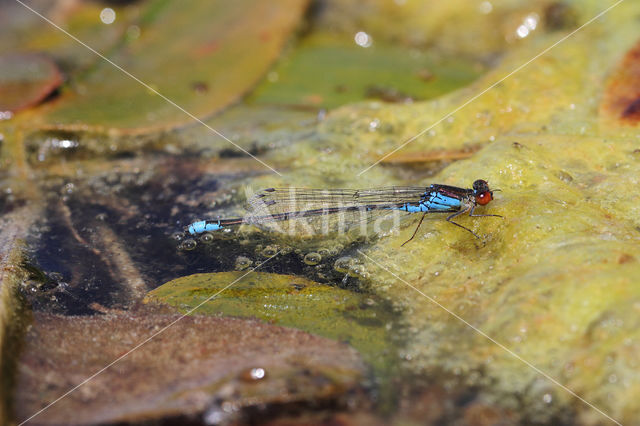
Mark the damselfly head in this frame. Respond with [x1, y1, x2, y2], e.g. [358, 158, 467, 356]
[472, 179, 494, 206]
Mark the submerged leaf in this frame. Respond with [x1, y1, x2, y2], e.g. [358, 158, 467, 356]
[14, 311, 366, 425]
[249, 34, 483, 109]
[600, 39, 640, 125]
[144, 271, 396, 374]
[0, 53, 62, 113]
[22, 0, 309, 133]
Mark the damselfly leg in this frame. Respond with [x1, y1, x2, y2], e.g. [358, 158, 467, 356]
[445, 206, 503, 240]
[401, 212, 427, 246]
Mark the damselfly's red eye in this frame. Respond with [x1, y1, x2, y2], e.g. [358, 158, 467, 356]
[476, 191, 493, 206]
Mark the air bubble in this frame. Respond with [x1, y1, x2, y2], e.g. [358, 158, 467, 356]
[239, 367, 267, 382]
[354, 31, 372, 48]
[303, 252, 322, 265]
[261, 245, 279, 257]
[279, 245, 293, 255]
[234, 256, 253, 271]
[334, 256, 354, 273]
[179, 239, 197, 251]
[317, 247, 331, 257]
[100, 7, 116, 24]
[199, 233, 214, 244]
[348, 263, 368, 278]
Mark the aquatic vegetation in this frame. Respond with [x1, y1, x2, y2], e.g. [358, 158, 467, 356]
[3, 0, 640, 424]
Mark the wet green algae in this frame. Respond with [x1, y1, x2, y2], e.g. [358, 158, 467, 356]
[363, 136, 640, 423]
[144, 272, 397, 377]
[186, 1, 640, 423]
[245, 1, 640, 186]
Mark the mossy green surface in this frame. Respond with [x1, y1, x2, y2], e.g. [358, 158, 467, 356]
[215, 1, 640, 423]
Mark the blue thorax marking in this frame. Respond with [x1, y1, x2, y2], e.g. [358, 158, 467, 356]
[425, 192, 461, 210]
[385, 191, 462, 214]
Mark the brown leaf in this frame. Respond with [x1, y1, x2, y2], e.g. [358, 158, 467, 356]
[14, 311, 367, 425]
[600, 39, 640, 125]
[0, 53, 62, 113]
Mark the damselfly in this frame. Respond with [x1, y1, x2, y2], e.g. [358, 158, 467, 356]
[186, 179, 501, 245]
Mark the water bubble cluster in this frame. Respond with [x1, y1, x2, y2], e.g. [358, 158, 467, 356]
[515, 13, 539, 39]
[333, 256, 368, 278]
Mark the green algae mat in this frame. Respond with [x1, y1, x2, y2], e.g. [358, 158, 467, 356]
[3, 0, 640, 424]
[144, 272, 397, 374]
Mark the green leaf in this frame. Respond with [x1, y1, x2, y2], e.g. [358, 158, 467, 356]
[249, 34, 483, 109]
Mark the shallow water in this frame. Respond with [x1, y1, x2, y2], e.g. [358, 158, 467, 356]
[4, 0, 640, 425]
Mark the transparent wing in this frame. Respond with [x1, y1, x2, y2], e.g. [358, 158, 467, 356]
[247, 187, 427, 212]
[244, 187, 426, 236]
